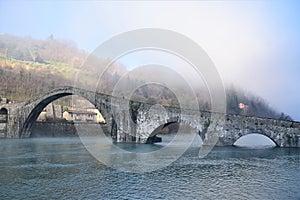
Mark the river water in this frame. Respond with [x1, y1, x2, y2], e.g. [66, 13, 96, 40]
[0, 136, 299, 199]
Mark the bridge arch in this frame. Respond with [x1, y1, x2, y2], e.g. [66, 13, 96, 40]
[0, 107, 8, 115]
[0, 107, 8, 138]
[6, 86, 299, 146]
[0, 107, 8, 122]
[147, 118, 203, 144]
[20, 87, 108, 138]
[234, 133, 277, 147]
[233, 130, 280, 147]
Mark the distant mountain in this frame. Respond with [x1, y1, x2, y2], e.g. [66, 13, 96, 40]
[0, 34, 292, 120]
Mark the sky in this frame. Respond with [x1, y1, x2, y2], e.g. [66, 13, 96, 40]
[0, 0, 299, 121]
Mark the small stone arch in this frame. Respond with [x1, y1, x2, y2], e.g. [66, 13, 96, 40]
[146, 119, 201, 143]
[0, 107, 8, 122]
[0, 107, 8, 114]
[149, 121, 179, 136]
[233, 130, 279, 147]
[0, 107, 8, 138]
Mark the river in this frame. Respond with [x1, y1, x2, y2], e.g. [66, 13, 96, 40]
[0, 136, 299, 199]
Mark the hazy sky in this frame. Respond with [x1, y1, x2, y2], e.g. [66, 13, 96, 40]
[0, 1, 299, 120]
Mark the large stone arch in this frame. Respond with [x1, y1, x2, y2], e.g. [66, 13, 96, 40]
[20, 87, 112, 138]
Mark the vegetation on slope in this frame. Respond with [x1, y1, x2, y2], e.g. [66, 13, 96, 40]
[0, 34, 292, 120]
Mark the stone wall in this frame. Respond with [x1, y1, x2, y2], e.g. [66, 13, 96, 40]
[31, 122, 109, 137]
[0, 123, 7, 138]
[31, 122, 77, 137]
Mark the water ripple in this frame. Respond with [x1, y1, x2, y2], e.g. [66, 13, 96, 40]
[0, 138, 299, 200]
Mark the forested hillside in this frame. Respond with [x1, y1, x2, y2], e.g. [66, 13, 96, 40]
[0, 34, 292, 120]
[0, 34, 125, 101]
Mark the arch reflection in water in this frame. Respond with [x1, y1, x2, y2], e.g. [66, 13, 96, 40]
[234, 133, 277, 148]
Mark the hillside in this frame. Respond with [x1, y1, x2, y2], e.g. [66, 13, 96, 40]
[0, 34, 126, 101]
[0, 34, 292, 120]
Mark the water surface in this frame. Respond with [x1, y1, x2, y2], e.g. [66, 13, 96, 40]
[0, 137, 299, 199]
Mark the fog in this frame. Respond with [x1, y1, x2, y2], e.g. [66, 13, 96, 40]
[1, 1, 299, 120]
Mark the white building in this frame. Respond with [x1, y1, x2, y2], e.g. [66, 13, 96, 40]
[63, 109, 97, 122]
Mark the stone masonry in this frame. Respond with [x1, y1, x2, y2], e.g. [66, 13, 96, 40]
[0, 86, 299, 147]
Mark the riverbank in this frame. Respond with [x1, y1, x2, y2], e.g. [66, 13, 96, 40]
[31, 121, 109, 137]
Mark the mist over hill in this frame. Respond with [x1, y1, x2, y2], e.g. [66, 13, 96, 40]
[0, 34, 292, 120]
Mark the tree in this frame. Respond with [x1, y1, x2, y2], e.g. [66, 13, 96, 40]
[226, 87, 241, 114]
[170, 98, 179, 107]
[63, 106, 68, 112]
[146, 97, 157, 105]
[279, 112, 292, 121]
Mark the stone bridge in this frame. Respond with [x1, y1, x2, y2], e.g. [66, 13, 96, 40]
[0, 86, 299, 147]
